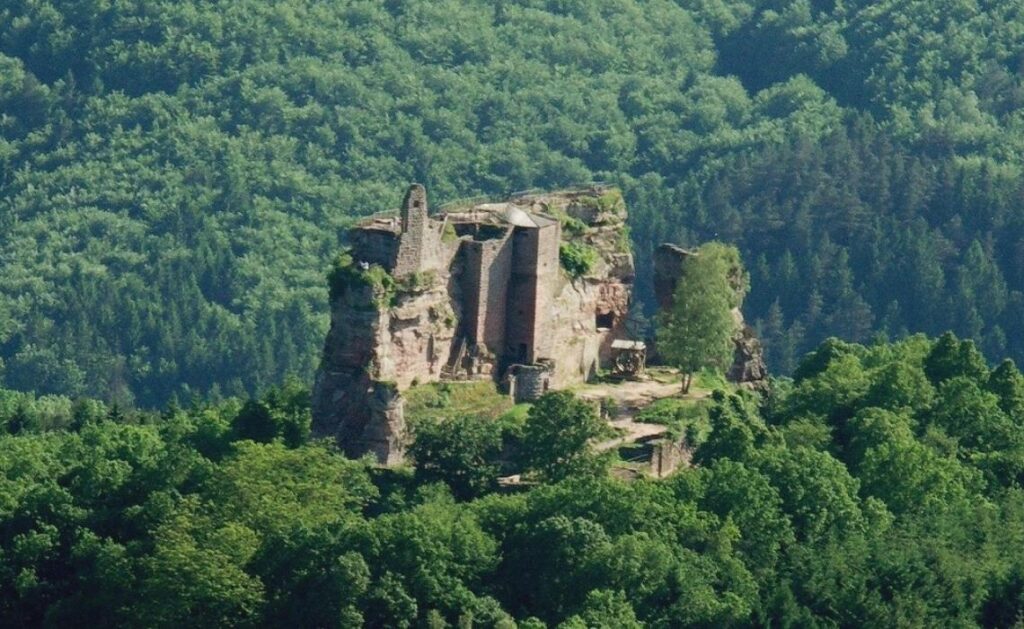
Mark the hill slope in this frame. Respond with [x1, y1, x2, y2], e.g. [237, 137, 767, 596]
[1, 0, 1022, 403]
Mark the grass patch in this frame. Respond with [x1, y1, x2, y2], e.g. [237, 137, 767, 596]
[405, 381, 514, 423]
[328, 252, 395, 308]
[634, 397, 711, 445]
[577, 188, 625, 216]
[559, 241, 598, 278]
[692, 369, 732, 391]
[646, 367, 682, 385]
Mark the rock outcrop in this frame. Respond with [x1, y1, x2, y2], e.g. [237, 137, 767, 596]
[312, 184, 635, 463]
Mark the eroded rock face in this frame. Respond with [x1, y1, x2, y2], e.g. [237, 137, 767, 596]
[364, 382, 406, 465]
[529, 190, 634, 386]
[652, 243, 769, 390]
[728, 322, 769, 389]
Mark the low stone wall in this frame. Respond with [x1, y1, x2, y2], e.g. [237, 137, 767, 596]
[650, 438, 692, 478]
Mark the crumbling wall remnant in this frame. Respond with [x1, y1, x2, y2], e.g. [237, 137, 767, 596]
[508, 363, 553, 403]
[650, 439, 692, 478]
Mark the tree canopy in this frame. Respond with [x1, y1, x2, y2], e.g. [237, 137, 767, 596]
[2, 333, 1024, 625]
[657, 242, 740, 391]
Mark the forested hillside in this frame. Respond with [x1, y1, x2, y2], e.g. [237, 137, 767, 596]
[1, 0, 1023, 404]
[4, 334, 1024, 626]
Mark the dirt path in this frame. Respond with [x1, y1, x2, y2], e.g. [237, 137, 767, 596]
[575, 378, 707, 451]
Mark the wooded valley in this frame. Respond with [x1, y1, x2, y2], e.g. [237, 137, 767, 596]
[2, 0, 1023, 405]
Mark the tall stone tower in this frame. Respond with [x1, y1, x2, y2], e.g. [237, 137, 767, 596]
[394, 183, 429, 277]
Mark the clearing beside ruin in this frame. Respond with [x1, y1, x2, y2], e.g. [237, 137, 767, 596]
[573, 376, 705, 452]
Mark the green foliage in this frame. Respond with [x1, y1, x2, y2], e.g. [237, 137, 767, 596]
[0, 0, 1023, 407]
[518, 391, 607, 483]
[634, 397, 711, 444]
[6, 334, 1024, 625]
[231, 379, 311, 447]
[656, 242, 739, 391]
[924, 331, 991, 385]
[404, 381, 513, 423]
[988, 359, 1024, 421]
[4, 0, 1024, 623]
[558, 242, 598, 278]
[409, 415, 502, 500]
[328, 253, 396, 308]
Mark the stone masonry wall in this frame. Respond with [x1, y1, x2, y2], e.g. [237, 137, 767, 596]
[313, 185, 636, 463]
[507, 228, 540, 364]
[532, 223, 562, 362]
[463, 231, 513, 356]
[350, 228, 399, 268]
[510, 364, 552, 403]
[517, 189, 635, 388]
[394, 183, 430, 277]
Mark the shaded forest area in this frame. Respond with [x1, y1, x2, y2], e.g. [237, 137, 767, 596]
[1, 0, 1023, 404]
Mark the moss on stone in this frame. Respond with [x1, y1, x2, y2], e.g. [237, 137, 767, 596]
[577, 187, 624, 215]
[441, 221, 458, 243]
[615, 223, 633, 254]
[597, 188, 624, 214]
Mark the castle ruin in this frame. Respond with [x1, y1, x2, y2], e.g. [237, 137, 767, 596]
[312, 184, 635, 463]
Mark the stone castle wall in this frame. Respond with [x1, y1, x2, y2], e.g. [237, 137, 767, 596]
[507, 228, 541, 364]
[394, 184, 430, 277]
[531, 223, 562, 362]
[463, 230, 514, 357]
[509, 363, 552, 403]
[313, 185, 636, 463]
[349, 228, 398, 268]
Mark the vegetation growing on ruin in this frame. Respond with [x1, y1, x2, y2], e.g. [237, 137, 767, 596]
[635, 396, 712, 443]
[328, 253, 395, 309]
[559, 242, 599, 278]
[553, 210, 589, 238]
[441, 221, 458, 244]
[404, 381, 517, 423]
[396, 270, 437, 294]
[658, 242, 740, 392]
[586, 189, 626, 217]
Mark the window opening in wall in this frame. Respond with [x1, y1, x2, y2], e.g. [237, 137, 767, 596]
[595, 311, 614, 330]
[518, 343, 528, 363]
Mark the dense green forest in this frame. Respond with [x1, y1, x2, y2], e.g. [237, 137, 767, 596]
[1, 0, 1022, 404]
[3, 333, 1024, 626]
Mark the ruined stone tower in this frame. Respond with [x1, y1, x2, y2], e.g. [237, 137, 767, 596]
[394, 183, 429, 277]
